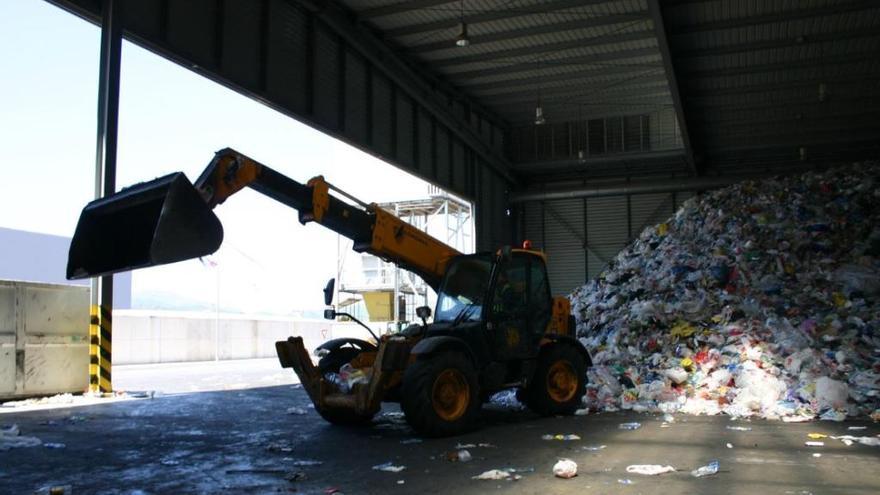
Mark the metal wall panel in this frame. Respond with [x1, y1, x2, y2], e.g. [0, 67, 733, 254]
[167, 0, 216, 67]
[220, 0, 262, 90]
[265, 0, 309, 114]
[675, 191, 696, 211]
[313, 23, 340, 131]
[396, 93, 414, 168]
[452, 140, 466, 194]
[543, 199, 587, 296]
[630, 193, 674, 238]
[586, 196, 628, 279]
[436, 126, 450, 184]
[343, 50, 369, 143]
[416, 110, 433, 179]
[522, 201, 543, 249]
[121, 0, 160, 43]
[371, 71, 393, 157]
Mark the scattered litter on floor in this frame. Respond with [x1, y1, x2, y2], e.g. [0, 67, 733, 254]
[805, 441, 825, 447]
[43, 442, 66, 449]
[444, 449, 472, 462]
[285, 471, 307, 482]
[625, 464, 676, 475]
[160, 459, 180, 466]
[286, 406, 308, 415]
[813, 453, 822, 458]
[226, 468, 287, 474]
[399, 438, 422, 445]
[455, 442, 495, 449]
[847, 426, 867, 430]
[541, 434, 581, 441]
[0, 424, 41, 450]
[265, 441, 294, 453]
[726, 443, 734, 449]
[582, 444, 606, 451]
[619, 422, 642, 430]
[552, 458, 578, 479]
[396, 480, 405, 485]
[691, 460, 720, 478]
[34, 485, 72, 495]
[617, 478, 634, 485]
[571, 163, 880, 422]
[488, 389, 527, 411]
[289, 460, 323, 467]
[807, 433, 827, 439]
[830, 435, 880, 446]
[726, 426, 752, 432]
[372, 462, 405, 473]
[575, 408, 590, 415]
[472, 469, 514, 481]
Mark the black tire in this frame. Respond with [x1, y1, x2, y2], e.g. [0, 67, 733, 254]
[316, 407, 374, 426]
[401, 352, 480, 437]
[523, 343, 587, 416]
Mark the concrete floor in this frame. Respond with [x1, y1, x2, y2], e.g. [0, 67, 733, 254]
[1, 364, 879, 494]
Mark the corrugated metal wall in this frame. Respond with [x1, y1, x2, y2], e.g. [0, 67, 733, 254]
[522, 189, 695, 296]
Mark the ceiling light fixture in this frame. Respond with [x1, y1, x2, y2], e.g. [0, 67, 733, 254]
[455, 1, 470, 47]
[534, 105, 546, 125]
[456, 22, 470, 47]
[535, 91, 545, 125]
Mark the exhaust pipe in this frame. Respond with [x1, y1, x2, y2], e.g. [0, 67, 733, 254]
[67, 172, 223, 279]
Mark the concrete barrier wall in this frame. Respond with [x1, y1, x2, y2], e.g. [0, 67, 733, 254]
[0, 281, 89, 399]
[113, 310, 364, 365]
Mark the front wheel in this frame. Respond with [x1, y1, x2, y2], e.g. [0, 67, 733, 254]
[401, 352, 480, 437]
[522, 343, 587, 416]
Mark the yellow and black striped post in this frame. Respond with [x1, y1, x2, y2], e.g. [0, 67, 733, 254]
[88, 0, 122, 394]
[89, 304, 112, 393]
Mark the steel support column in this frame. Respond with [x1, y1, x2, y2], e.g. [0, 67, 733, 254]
[647, 0, 696, 175]
[90, 0, 122, 394]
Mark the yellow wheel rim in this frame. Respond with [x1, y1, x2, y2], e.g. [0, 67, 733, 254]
[546, 360, 578, 403]
[432, 369, 470, 421]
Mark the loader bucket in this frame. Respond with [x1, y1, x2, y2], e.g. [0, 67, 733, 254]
[67, 172, 223, 279]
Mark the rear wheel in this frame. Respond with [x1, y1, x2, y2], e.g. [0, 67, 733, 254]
[523, 344, 586, 416]
[401, 352, 480, 437]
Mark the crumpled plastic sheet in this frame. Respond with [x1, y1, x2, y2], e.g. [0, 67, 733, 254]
[552, 459, 578, 479]
[571, 162, 880, 421]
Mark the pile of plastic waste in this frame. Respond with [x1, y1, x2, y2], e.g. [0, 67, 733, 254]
[571, 162, 880, 421]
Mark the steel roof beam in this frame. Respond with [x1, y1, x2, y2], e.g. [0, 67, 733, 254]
[671, 1, 879, 35]
[479, 75, 669, 103]
[684, 74, 880, 97]
[647, 0, 696, 175]
[408, 12, 648, 53]
[676, 27, 880, 59]
[445, 47, 661, 80]
[462, 66, 664, 92]
[690, 94, 877, 112]
[510, 172, 750, 203]
[357, 0, 459, 19]
[681, 51, 880, 78]
[428, 28, 655, 68]
[385, 0, 619, 37]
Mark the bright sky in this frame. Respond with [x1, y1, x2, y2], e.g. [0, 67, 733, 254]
[0, 0, 434, 315]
